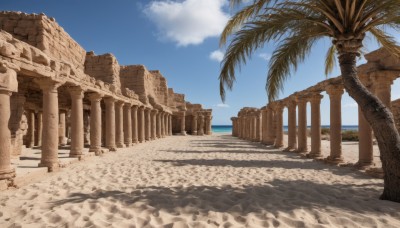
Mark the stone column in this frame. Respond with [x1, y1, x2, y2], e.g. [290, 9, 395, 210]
[180, 111, 187, 135]
[198, 115, 205, 135]
[326, 85, 344, 163]
[160, 112, 164, 138]
[0, 89, 16, 180]
[124, 103, 132, 147]
[256, 113, 261, 142]
[274, 104, 284, 148]
[88, 93, 103, 155]
[372, 71, 396, 108]
[286, 100, 297, 151]
[265, 106, 274, 144]
[261, 109, 268, 144]
[297, 96, 308, 153]
[205, 115, 212, 135]
[83, 110, 90, 146]
[156, 112, 162, 139]
[131, 106, 138, 144]
[37, 79, 62, 171]
[104, 97, 116, 151]
[249, 115, 254, 141]
[36, 112, 43, 147]
[27, 110, 35, 148]
[115, 101, 125, 148]
[192, 114, 198, 135]
[357, 75, 374, 166]
[145, 108, 151, 141]
[59, 110, 67, 146]
[138, 106, 145, 143]
[69, 86, 85, 158]
[308, 94, 323, 158]
[169, 114, 173, 136]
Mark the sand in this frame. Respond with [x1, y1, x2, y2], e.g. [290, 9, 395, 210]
[0, 134, 399, 227]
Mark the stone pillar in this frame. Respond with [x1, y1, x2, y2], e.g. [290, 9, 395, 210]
[308, 94, 323, 158]
[198, 115, 205, 135]
[88, 93, 103, 155]
[145, 108, 151, 141]
[249, 115, 254, 141]
[297, 96, 308, 153]
[115, 101, 125, 148]
[69, 86, 85, 158]
[205, 115, 212, 135]
[180, 111, 187, 135]
[27, 110, 35, 148]
[326, 85, 344, 163]
[154, 110, 160, 139]
[138, 106, 145, 143]
[58, 110, 67, 146]
[286, 100, 297, 151]
[274, 104, 284, 148]
[83, 110, 90, 146]
[256, 113, 261, 142]
[0, 89, 16, 180]
[104, 97, 116, 151]
[161, 112, 165, 138]
[261, 109, 268, 144]
[169, 114, 173, 136]
[357, 75, 374, 166]
[124, 103, 132, 147]
[37, 79, 62, 171]
[192, 114, 198, 135]
[36, 112, 43, 147]
[265, 105, 274, 145]
[372, 71, 396, 108]
[131, 106, 138, 144]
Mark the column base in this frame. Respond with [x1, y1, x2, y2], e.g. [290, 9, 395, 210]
[306, 151, 323, 159]
[180, 131, 187, 136]
[274, 143, 284, 148]
[296, 148, 308, 153]
[116, 143, 125, 148]
[354, 160, 374, 169]
[89, 148, 103, 156]
[325, 156, 344, 164]
[192, 131, 197, 135]
[283, 147, 297, 152]
[38, 162, 60, 172]
[0, 168, 16, 180]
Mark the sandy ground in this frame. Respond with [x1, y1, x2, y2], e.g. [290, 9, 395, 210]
[0, 134, 399, 227]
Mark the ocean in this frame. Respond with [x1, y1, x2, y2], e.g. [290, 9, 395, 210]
[212, 125, 359, 134]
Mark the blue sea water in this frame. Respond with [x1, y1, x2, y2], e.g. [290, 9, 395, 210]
[212, 125, 359, 133]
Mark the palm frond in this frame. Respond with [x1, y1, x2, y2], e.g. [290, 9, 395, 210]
[325, 44, 337, 76]
[369, 27, 400, 57]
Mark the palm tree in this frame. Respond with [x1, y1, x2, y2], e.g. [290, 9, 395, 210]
[219, 0, 400, 202]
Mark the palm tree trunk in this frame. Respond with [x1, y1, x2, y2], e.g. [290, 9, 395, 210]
[339, 52, 400, 203]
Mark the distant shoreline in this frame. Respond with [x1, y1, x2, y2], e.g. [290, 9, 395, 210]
[212, 125, 359, 133]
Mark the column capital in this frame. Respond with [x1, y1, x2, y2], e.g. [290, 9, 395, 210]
[370, 70, 398, 90]
[308, 94, 323, 104]
[151, 109, 159, 114]
[104, 96, 115, 104]
[326, 84, 344, 97]
[88, 92, 103, 102]
[68, 86, 85, 99]
[0, 66, 17, 93]
[132, 105, 139, 111]
[286, 99, 297, 108]
[115, 100, 125, 107]
[35, 78, 63, 92]
[124, 102, 133, 108]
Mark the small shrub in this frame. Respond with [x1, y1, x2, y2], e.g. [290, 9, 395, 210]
[321, 128, 330, 135]
[342, 130, 359, 141]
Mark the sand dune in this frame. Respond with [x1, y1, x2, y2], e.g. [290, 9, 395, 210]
[0, 134, 399, 227]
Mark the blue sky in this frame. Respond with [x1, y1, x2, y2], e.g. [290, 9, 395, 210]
[2, 0, 400, 125]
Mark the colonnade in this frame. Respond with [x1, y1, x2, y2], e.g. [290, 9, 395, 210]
[232, 70, 399, 167]
[0, 78, 174, 181]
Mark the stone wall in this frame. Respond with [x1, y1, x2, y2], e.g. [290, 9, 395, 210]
[85, 52, 121, 91]
[120, 66, 169, 106]
[0, 11, 86, 70]
[392, 99, 400, 133]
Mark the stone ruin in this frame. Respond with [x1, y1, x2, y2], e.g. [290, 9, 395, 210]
[0, 11, 212, 184]
[232, 47, 400, 168]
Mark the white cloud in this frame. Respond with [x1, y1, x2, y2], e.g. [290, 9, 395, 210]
[259, 53, 272, 61]
[144, 0, 230, 46]
[344, 102, 358, 108]
[216, 103, 230, 108]
[210, 50, 225, 62]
